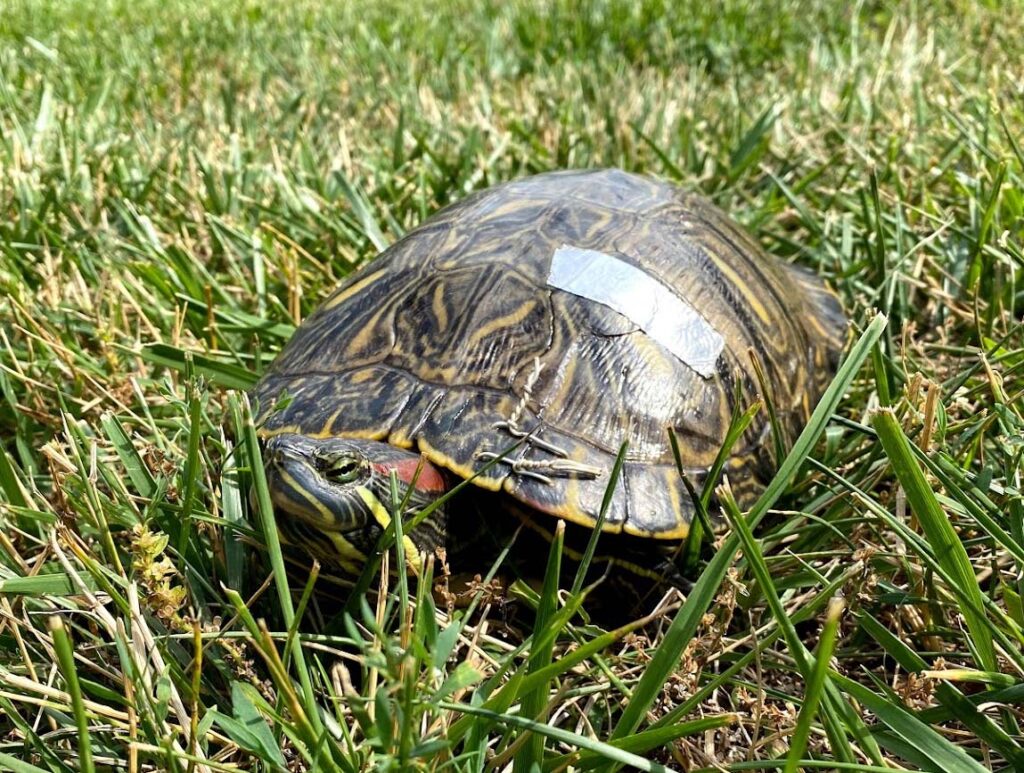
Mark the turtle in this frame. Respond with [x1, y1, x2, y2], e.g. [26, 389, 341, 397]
[250, 169, 846, 599]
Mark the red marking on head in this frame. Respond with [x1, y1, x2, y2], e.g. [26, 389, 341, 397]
[372, 457, 448, 495]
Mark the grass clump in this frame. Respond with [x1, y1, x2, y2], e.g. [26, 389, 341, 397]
[1, 0, 1022, 770]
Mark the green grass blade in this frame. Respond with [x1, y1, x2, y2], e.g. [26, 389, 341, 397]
[609, 312, 887, 746]
[0, 573, 102, 596]
[134, 343, 257, 390]
[332, 170, 390, 253]
[49, 617, 95, 773]
[831, 673, 989, 773]
[681, 394, 762, 567]
[570, 714, 737, 771]
[784, 597, 844, 773]
[0, 445, 30, 509]
[100, 412, 157, 499]
[571, 441, 627, 596]
[175, 354, 204, 555]
[235, 394, 325, 740]
[513, 520, 565, 773]
[872, 408, 997, 671]
[444, 702, 674, 773]
[0, 752, 51, 773]
[922, 451, 1024, 566]
[219, 437, 247, 591]
[720, 487, 860, 763]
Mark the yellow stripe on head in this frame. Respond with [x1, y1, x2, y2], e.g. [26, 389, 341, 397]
[356, 487, 424, 576]
[277, 467, 336, 526]
[324, 533, 368, 574]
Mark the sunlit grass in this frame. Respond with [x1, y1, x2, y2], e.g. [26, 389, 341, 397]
[1, 0, 1022, 769]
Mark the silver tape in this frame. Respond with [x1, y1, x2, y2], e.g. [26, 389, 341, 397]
[547, 244, 724, 378]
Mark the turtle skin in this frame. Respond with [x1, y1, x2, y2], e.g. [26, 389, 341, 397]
[251, 169, 846, 540]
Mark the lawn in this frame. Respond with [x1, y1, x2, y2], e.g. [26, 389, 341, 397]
[0, 0, 1022, 770]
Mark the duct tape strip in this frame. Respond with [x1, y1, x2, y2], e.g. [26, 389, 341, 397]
[547, 244, 724, 378]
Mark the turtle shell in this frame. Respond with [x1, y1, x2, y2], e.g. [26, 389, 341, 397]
[251, 169, 846, 539]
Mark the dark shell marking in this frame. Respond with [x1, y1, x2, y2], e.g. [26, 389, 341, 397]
[252, 169, 846, 538]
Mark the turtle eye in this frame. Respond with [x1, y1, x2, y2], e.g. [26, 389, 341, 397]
[323, 454, 362, 485]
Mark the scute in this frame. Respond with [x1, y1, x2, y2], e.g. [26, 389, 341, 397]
[253, 169, 846, 538]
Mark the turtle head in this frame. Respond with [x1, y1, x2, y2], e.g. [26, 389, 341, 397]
[259, 434, 450, 572]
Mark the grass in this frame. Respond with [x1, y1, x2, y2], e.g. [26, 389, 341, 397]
[1, 0, 1022, 769]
